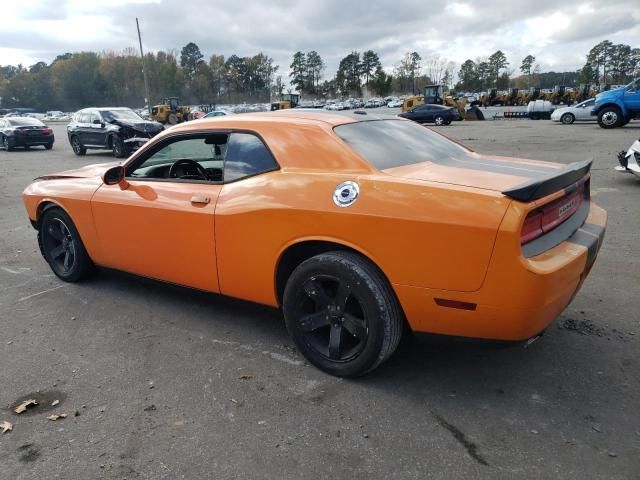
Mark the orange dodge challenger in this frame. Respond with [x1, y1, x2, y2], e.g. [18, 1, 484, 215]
[23, 111, 606, 376]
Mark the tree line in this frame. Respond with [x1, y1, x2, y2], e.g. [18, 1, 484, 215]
[0, 43, 278, 111]
[0, 39, 638, 111]
[457, 41, 639, 92]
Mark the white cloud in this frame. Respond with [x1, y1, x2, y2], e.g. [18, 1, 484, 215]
[445, 2, 474, 17]
[0, 0, 638, 81]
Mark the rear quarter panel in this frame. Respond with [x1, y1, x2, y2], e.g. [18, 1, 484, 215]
[215, 170, 510, 306]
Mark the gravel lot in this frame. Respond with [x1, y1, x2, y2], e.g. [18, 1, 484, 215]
[0, 117, 639, 479]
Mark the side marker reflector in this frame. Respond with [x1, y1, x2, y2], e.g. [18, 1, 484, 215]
[434, 298, 477, 311]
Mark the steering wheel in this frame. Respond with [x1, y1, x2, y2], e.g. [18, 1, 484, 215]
[168, 159, 209, 180]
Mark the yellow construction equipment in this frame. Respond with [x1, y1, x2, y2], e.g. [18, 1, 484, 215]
[572, 84, 596, 103]
[271, 93, 300, 111]
[401, 85, 467, 118]
[401, 95, 424, 113]
[550, 86, 573, 105]
[151, 97, 191, 125]
[424, 85, 466, 117]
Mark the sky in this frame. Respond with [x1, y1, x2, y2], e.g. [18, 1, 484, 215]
[1, 0, 639, 85]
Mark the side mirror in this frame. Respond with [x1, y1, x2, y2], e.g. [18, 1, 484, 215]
[103, 165, 129, 189]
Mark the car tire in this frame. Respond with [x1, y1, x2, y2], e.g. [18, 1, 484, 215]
[70, 136, 86, 156]
[598, 106, 623, 129]
[45, 143, 53, 150]
[167, 113, 178, 125]
[2, 135, 14, 151]
[561, 113, 575, 125]
[111, 135, 127, 158]
[434, 115, 445, 126]
[444, 119, 452, 125]
[621, 116, 631, 126]
[39, 207, 93, 282]
[283, 251, 403, 377]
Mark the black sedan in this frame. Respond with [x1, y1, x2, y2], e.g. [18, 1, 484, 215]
[0, 117, 54, 151]
[67, 107, 163, 158]
[398, 104, 459, 125]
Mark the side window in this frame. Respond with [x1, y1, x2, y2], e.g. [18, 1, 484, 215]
[79, 113, 91, 124]
[130, 134, 227, 182]
[89, 113, 101, 124]
[224, 133, 278, 182]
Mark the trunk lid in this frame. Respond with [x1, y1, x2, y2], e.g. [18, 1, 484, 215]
[383, 153, 575, 195]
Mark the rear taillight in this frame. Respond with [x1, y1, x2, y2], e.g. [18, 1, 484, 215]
[42, 128, 53, 135]
[15, 129, 28, 136]
[520, 184, 585, 245]
[521, 211, 544, 244]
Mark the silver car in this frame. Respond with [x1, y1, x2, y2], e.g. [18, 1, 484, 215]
[551, 99, 596, 124]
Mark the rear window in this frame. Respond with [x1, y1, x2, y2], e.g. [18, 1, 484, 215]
[334, 119, 473, 170]
[8, 117, 44, 126]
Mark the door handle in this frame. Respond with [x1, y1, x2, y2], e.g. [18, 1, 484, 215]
[191, 195, 210, 205]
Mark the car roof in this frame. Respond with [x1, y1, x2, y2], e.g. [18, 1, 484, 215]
[173, 109, 397, 131]
[78, 107, 131, 112]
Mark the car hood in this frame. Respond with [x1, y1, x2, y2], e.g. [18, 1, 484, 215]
[109, 118, 163, 132]
[383, 153, 567, 194]
[595, 88, 623, 103]
[37, 162, 120, 181]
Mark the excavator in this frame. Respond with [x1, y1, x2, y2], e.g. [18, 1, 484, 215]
[271, 93, 300, 111]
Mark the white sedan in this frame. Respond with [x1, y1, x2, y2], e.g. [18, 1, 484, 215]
[551, 99, 596, 124]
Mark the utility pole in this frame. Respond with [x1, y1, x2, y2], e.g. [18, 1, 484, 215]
[136, 18, 151, 115]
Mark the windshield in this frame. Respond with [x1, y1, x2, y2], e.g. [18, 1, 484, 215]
[626, 79, 640, 92]
[101, 109, 142, 122]
[8, 117, 44, 126]
[334, 119, 473, 170]
[578, 99, 595, 108]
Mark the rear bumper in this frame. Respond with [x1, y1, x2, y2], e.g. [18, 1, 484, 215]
[394, 202, 607, 341]
[11, 135, 54, 146]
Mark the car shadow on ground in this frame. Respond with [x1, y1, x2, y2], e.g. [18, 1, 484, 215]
[86, 267, 613, 396]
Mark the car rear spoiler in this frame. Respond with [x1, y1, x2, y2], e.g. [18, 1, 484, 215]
[502, 159, 592, 202]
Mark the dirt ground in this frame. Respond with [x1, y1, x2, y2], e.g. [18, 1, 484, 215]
[0, 118, 638, 479]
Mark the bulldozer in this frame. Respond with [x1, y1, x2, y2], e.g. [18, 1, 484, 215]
[271, 93, 300, 111]
[151, 97, 191, 125]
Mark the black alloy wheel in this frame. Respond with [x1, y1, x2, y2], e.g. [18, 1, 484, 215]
[112, 135, 127, 158]
[283, 251, 403, 377]
[71, 136, 86, 155]
[2, 135, 14, 151]
[40, 208, 93, 282]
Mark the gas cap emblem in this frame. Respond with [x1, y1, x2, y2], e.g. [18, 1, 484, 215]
[333, 181, 359, 207]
